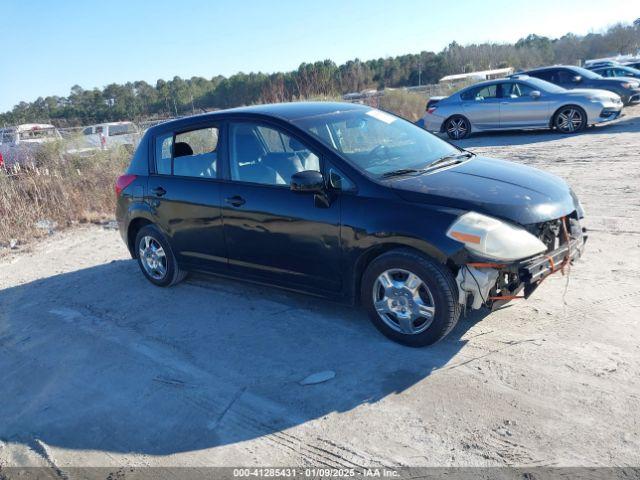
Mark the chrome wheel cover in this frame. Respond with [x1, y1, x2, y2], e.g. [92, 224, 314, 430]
[556, 108, 583, 132]
[447, 118, 468, 139]
[372, 268, 436, 335]
[139, 235, 167, 280]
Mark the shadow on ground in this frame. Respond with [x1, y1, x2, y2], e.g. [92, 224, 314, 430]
[0, 259, 486, 456]
[446, 111, 640, 148]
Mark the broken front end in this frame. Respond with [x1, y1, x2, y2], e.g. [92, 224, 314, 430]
[449, 213, 587, 311]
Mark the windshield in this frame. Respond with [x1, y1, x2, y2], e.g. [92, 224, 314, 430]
[570, 66, 602, 79]
[291, 109, 460, 176]
[18, 128, 59, 140]
[524, 77, 566, 93]
[108, 123, 138, 136]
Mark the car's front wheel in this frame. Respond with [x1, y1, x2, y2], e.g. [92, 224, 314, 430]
[361, 249, 461, 347]
[135, 224, 187, 287]
[553, 106, 586, 133]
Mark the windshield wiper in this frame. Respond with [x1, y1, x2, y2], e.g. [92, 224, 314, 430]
[379, 168, 425, 178]
[426, 151, 474, 170]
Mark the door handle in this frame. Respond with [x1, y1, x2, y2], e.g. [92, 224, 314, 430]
[151, 186, 166, 197]
[225, 195, 246, 207]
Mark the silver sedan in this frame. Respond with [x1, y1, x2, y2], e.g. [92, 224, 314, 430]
[422, 75, 623, 139]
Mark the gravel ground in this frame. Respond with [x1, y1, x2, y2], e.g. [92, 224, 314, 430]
[1, 107, 639, 473]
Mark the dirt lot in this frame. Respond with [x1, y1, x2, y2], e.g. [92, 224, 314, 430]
[1, 107, 639, 473]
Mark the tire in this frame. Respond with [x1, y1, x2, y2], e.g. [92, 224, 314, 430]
[361, 249, 461, 347]
[444, 115, 471, 140]
[135, 224, 187, 287]
[553, 105, 586, 134]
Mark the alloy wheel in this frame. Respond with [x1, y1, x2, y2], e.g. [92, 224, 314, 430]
[139, 235, 167, 280]
[447, 118, 468, 139]
[372, 268, 436, 335]
[556, 108, 583, 132]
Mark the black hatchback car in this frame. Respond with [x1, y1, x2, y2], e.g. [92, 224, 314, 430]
[522, 65, 640, 105]
[116, 102, 586, 347]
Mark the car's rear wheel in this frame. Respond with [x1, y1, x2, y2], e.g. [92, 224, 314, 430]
[135, 225, 186, 287]
[554, 106, 586, 133]
[361, 249, 461, 347]
[445, 115, 470, 140]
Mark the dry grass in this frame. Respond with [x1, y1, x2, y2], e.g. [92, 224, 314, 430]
[0, 141, 130, 246]
[378, 90, 428, 121]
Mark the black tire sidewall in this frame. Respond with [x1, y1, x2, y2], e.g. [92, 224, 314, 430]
[361, 251, 460, 347]
[135, 225, 177, 287]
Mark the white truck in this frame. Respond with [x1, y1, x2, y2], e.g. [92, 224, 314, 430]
[0, 124, 62, 169]
[81, 122, 140, 151]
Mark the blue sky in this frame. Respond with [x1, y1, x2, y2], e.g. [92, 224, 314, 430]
[0, 0, 634, 112]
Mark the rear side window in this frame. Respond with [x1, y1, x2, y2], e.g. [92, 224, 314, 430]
[154, 125, 219, 178]
[461, 84, 498, 100]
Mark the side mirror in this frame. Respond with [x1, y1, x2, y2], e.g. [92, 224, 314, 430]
[571, 75, 582, 83]
[530, 90, 541, 99]
[291, 170, 324, 194]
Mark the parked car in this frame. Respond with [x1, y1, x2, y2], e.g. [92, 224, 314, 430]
[522, 65, 640, 105]
[583, 60, 620, 69]
[0, 123, 62, 168]
[421, 75, 622, 139]
[588, 64, 640, 79]
[115, 102, 587, 347]
[81, 121, 140, 151]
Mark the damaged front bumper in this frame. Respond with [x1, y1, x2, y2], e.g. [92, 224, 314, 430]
[456, 219, 587, 310]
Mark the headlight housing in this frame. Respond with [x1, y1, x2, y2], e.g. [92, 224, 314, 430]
[447, 212, 547, 262]
[622, 82, 640, 89]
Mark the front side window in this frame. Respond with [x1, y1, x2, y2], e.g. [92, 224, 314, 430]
[229, 122, 320, 186]
[292, 109, 459, 177]
[555, 70, 575, 84]
[502, 82, 535, 98]
[154, 125, 219, 178]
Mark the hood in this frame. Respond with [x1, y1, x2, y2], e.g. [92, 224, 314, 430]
[387, 156, 577, 225]
[593, 76, 640, 87]
[566, 88, 621, 98]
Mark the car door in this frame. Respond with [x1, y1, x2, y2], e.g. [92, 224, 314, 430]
[147, 122, 227, 272]
[499, 81, 551, 128]
[220, 120, 342, 293]
[461, 83, 501, 129]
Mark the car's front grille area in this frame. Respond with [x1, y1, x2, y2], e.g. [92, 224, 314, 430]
[525, 214, 583, 254]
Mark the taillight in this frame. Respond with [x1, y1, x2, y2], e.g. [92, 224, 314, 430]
[0, 152, 4, 167]
[115, 174, 137, 196]
[427, 106, 437, 114]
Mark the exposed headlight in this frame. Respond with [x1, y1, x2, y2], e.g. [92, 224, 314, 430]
[447, 211, 547, 262]
[622, 82, 640, 89]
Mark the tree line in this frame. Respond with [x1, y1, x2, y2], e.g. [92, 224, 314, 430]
[2, 21, 639, 127]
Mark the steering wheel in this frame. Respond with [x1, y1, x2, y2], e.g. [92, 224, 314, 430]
[370, 144, 389, 159]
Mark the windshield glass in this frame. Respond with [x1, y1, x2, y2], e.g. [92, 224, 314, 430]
[291, 109, 460, 176]
[108, 123, 138, 136]
[570, 66, 602, 79]
[18, 128, 58, 140]
[524, 77, 566, 93]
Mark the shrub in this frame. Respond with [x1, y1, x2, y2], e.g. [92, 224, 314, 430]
[0, 142, 130, 246]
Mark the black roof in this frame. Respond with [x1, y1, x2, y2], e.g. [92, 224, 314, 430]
[148, 101, 369, 133]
